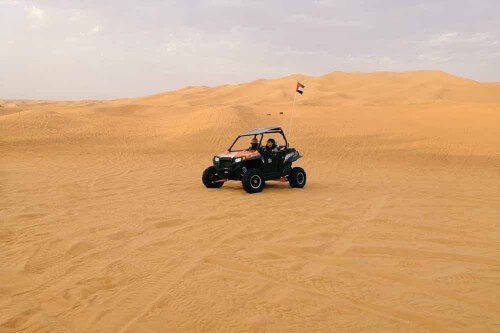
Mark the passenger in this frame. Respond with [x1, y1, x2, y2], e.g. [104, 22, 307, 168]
[248, 137, 259, 151]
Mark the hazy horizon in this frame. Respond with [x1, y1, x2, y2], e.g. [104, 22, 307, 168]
[1, 0, 499, 100]
[0, 69, 489, 102]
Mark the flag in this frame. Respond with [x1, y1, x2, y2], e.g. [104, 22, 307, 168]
[296, 82, 305, 94]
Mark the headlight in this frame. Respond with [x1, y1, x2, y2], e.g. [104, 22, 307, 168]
[214, 157, 220, 162]
[234, 157, 242, 163]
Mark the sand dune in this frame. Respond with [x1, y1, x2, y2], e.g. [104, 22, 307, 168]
[1, 71, 499, 332]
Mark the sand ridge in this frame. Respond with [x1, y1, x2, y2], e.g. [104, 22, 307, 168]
[1, 71, 499, 332]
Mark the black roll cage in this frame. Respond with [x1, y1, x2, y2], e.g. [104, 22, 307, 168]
[228, 128, 289, 152]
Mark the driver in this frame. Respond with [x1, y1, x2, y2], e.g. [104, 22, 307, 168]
[259, 138, 278, 162]
[265, 138, 277, 152]
[248, 137, 259, 151]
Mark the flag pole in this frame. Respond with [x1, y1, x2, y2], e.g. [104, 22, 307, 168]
[289, 89, 297, 134]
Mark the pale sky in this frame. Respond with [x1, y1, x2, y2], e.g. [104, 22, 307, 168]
[1, 0, 499, 100]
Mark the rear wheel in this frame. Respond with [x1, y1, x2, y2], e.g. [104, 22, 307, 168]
[202, 166, 223, 188]
[242, 169, 265, 193]
[289, 167, 306, 188]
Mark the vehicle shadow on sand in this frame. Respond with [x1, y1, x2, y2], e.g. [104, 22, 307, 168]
[210, 180, 321, 194]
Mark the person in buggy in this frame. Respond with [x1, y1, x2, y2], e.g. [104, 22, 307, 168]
[264, 138, 278, 152]
[259, 138, 278, 162]
[248, 137, 259, 151]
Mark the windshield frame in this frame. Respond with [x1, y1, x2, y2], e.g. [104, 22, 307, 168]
[228, 130, 289, 152]
[228, 134, 262, 152]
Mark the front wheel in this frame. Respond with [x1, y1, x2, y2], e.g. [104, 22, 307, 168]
[242, 169, 265, 193]
[289, 167, 306, 188]
[202, 166, 223, 188]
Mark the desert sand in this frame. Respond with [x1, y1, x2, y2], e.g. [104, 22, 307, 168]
[1, 71, 499, 332]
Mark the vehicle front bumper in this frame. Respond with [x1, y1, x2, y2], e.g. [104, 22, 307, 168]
[214, 158, 242, 180]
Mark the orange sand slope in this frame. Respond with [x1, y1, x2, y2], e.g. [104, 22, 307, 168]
[1, 71, 499, 332]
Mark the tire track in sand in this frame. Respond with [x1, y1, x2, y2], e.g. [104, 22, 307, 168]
[116, 223, 247, 333]
[203, 255, 447, 332]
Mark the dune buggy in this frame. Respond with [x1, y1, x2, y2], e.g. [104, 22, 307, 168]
[202, 127, 306, 193]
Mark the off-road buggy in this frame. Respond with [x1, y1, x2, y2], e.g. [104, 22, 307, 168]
[202, 127, 306, 193]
